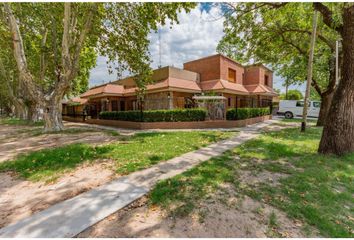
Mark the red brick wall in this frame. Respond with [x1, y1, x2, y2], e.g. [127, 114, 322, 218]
[244, 67, 261, 85]
[244, 66, 273, 87]
[183, 55, 246, 84]
[183, 55, 221, 82]
[220, 57, 244, 84]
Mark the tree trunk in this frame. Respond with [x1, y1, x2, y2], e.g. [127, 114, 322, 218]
[43, 98, 64, 132]
[317, 56, 337, 127]
[318, 6, 354, 155]
[317, 91, 334, 126]
[27, 101, 42, 122]
[13, 98, 27, 119]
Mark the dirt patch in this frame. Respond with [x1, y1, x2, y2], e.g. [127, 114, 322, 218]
[239, 170, 288, 187]
[0, 161, 117, 228]
[0, 123, 117, 163]
[78, 188, 317, 238]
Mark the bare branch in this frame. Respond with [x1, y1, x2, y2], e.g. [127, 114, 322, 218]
[39, 28, 48, 82]
[311, 78, 323, 95]
[313, 3, 343, 33]
[281, 28, 336, 50]
[3, 3, 42, 102]
[61, 2, 71, 73]
[279, 32, 307, 56]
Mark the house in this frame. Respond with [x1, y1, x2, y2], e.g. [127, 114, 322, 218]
[64, 54, 277, 118]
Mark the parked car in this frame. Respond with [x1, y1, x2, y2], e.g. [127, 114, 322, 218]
[277, 100, 321, 119]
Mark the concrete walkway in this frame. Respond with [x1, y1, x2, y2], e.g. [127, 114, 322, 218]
[64, 120, 246, 136]
[0, 119, 280, 238]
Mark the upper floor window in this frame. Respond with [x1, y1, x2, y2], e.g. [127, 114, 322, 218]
[228, 68, 236, 83]
[265, 75, 269, 86]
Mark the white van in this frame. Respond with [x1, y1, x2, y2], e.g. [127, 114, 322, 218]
[278, 100, 321, 119]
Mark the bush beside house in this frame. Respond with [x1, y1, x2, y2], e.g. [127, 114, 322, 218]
[99, 109, 207, 122]
[226, 107, 270, 120]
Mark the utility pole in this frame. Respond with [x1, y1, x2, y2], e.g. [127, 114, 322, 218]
[158, 27, 162, 68]
[335, 40, 341, 85]
[301, 10, 318, 132]
[285, 79, 289, 100]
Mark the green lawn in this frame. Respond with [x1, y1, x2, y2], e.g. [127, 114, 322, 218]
[281, 118, 317, 123]
[0, 117, 44, 126]
[0, 131, 234, 182]
[150, 127, 354, 237]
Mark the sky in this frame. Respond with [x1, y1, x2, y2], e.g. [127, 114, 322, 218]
[88, 3, 306, 94]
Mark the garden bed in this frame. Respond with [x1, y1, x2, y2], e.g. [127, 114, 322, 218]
[69, 115, 272, 129]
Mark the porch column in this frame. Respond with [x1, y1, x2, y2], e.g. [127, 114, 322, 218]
[258, 95, 261, 107]
[168, 91, 174, 109]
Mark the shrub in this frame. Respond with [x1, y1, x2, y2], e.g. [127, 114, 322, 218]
[226, 107, 270, 120]
[99, 108, 207, 122]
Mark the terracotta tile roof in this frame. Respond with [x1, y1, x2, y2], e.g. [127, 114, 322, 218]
[245, 84, 278, 96]
[70, 97, 88, 105]
[81, 84, 124, 98]
[166, 77, 201, 91]
[122, 78, 201, 95]
[80, 79, 278, 99]
[200, 79, 248, 93]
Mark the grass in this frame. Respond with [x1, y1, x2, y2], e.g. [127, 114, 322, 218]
[150, 127, 354, 237]
[281, 118, 317, 123]
[0, 117, 44, 126]
[0, 131, 233, 182]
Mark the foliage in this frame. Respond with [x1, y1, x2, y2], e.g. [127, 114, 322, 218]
[100, 3, 196, 94]
[226, 107, 270, 120]
[0, 130, 233, 182]
[0, 3, 98, 96]
[150, 127, 354, 237]
[0, 2, 196, 130]
[99, 109, 207, 122]
[279, 89, 304, 100]
[217, 2, 339, 97]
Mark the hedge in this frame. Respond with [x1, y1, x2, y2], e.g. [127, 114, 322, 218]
[226, 107, 270, 120]
[99, 108, 207, 122]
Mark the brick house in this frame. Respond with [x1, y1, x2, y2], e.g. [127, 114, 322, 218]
[63, 54, 277, 118]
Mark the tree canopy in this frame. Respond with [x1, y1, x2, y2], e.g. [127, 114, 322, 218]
[280, 89, 303, 100]
[217, 3, 339, 95]
[0, 2, 196, 130]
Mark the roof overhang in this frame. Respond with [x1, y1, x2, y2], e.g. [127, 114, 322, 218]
[83, 93, 124, 99]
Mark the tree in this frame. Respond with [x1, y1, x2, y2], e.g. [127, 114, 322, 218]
[218, 2, 354, 155]
[280, 89, 303, 100]
[0, 2, 195, 131]
[217, 3, 339, 127]
[315, 3, 354, 155]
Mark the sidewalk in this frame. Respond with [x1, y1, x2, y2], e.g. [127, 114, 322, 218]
[0, 119, 280, 238]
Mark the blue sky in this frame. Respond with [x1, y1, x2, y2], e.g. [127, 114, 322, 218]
[89, 3, 305, 94]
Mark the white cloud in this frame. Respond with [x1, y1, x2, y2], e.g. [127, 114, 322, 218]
[89, 5, 224, 87]
[88, 4, 297, 95]
[148, 6, 225, 69]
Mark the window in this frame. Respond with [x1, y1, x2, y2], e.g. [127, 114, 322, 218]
[296, 101, 310, 107]
[111, 100, 118, 111]
[228, 68, 236, 82]
[228, 97, 231, 107]
[120, 101, 125, 111]
[313, 102, 321, 108]
[265, 75, 269, 86]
